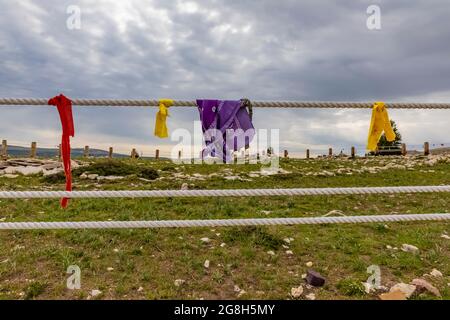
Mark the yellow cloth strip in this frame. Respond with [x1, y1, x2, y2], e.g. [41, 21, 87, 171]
[367, 102, 396, 151]
[154, 99, 174, 138]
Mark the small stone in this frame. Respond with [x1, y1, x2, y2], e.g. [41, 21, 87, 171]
[204, 260, 210, 269]
[267, 250, 275, 256]
[301, 273, 307, 279]
[379, 290, 407, 300]
[386, 245, 393, 250]
[290, 286, 303, 298]
[220, 243, 226, 247]
[411, 279, 441, 297]
[87, 174, 99, 180]
[237, 290, 247, 298]
[285, 250, 294, 255]
[233, 285, 241, 293]
[401, 244, 419, 254]
[107, 267, 114, 271]
[429, 269, 443, 278]
[200, 237, 210, 243]
[305, 261, 313, 267]
[305, 293, 316, 300]
[390, 283, 416, 298]
[174, 279, 185, 287]
[113, 248, 119, 253]
[137, 287, 144, 292]
[283, 238, 292, 244]
[90, 289, 102, 297]
[181, 183, 189, 190]
[306, 270, 326, 287]
[441, 234, 450, 240]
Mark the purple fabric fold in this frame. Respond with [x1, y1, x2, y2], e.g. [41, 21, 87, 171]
[196, 99, 255, 163]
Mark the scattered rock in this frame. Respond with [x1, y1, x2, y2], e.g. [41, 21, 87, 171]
[181, 183, 189, 190]
[3, 174, 18, 179]
[220, 243, 226, 247]
[204, 260, 210, 269]
[401, 244, 419, 254]
[306, 270, 326, 287]
[267, 250, 275, 256]
[87, 174, 99, 180]
[379, 290, 407, 300]
[440, 234, 450, 240]
[137, 287, 144, 292]
[285, 250, 294, 255]
[305, 293, 316, 300]
[305, 261, 313, 267]
[411, 279, 441, 297]
[107, 267, 114, 271]
[237, 290, 247, 298]
[90, 289, 102, 298]
[390, 283, 416, 298]
[200, 237, 210, 243]
[290, 286, 303, 298]
[429, 269, 443, 278]
[174, 279, 185, 287]
[233, 285, 241, 293]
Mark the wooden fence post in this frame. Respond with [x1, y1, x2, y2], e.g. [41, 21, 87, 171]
[306, 149, 310, 159]
[351, 146, 356, 159]
[1, 140, 7, 159]
[108, 147, 113, 159]
[178, 150, 182, 160]
[284, 150, 288, 158]
[84, 146, 90, 158]
[424, 142, 430, 156]
[155, 149, 160, 160]
[328, 148, 333, 157]
[58, 144, 62, 160]
[401, 143, 407, 156]
[131, 148, 137, 159]
[30, 142, 37, 158]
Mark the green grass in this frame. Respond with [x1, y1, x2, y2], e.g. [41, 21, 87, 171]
[0, 155, 449, 300]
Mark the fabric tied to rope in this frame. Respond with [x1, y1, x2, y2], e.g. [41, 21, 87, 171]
[367, 101, 396, 152]
[196, 99, 255, 163]
[48, 94, 75, 208]
[154, 99, 173, 138]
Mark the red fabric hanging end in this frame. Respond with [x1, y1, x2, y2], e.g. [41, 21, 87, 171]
[48, 94, 75, 208]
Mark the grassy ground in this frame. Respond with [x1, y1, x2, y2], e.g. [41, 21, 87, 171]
[0, 155, 449, 300]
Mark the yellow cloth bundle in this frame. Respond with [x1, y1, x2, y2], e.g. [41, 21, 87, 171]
[154, 99, 174, 138]
[366, 101, 396, 151]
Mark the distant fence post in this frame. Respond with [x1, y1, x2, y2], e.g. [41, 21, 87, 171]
[30, 142, 37, 158]
[1, 140, 7, 159]
[108, 147, 113, 159]
[401, 143, 407, 156]
[58, 144, 62, 160]
[328, 148, 333, 158]
[306, 149, 310, 159]
[284, 150, 288, 158]
[131, 148, 137, 159]
[155, 149, 160, 160]
[424, 142, 430, 156]
[351, 146, 356, 159]
[178, 150, 182, 160]
[83, 146, 90, 158]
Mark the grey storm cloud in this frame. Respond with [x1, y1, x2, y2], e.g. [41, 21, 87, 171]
[0, 0, 449, 156]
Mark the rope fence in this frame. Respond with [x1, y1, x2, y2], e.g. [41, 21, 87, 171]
[1, 98, 450, 109]
[1, 185, 450, 199]
[0, 213, 449, 230]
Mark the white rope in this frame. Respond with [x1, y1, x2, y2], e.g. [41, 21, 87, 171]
[0, 213, 449, 230]
[0, 185, 449, 199]
[1, 98, 450, 109]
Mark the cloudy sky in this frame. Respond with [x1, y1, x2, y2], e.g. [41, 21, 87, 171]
[1, 0, 449, 157]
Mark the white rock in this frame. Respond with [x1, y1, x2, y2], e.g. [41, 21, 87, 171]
[220, 243, 226, 247]
[204, 260, 210, 269]
[87, 174, 99, 180]
[174, 279, 185, 287]
[200, 237, 210, 243]
[107, 267, 114, 271]
[430, 269, 443, 278]
[90, 289, 102, 297]
[97, 175, 124, 181]
[285, 250, 294, 255]
[390, 283, 416, 298]
[233, 285, 241, 293]
[401, 244, 419, 254]
[267, 250, 275, 256]
[137, 287, 144, 292]
[306, 261, 313, 267]
[3, 174, 18, 179]
[79, 173, 88, 179]
[305, 293, 316, 300]
[237, 290, 247, 298]
[441, 234, 450, 240]
[301, 274, 307, 279]
[180, 183, 189, 190]
[290, 286, 303, 298]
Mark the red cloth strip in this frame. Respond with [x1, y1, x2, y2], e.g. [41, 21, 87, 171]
[48, 94, 74, 208]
